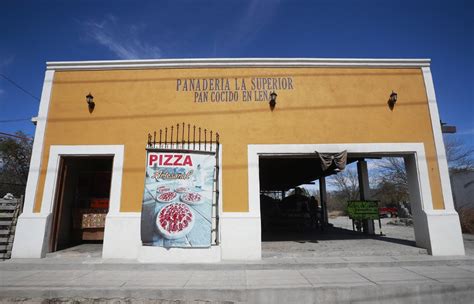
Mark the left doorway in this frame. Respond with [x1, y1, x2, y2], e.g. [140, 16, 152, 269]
[50, 156, 113, 252]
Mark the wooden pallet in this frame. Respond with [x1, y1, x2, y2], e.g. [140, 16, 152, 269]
[0, 197, 22, 260]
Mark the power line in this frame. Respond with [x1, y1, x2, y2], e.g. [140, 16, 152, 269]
[0, 118, 31, 123]
[0, 182, 26, 186]
[0, 73, 40, 101]
[0, 132, 33, 141]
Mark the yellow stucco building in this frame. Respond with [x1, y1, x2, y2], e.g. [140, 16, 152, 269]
[12, 58, 465, 261]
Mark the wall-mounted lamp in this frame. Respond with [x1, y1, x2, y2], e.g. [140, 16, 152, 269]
[86, 92, 95, 112]
[269, 91, 277, 111]
[388, 90, 397, 110]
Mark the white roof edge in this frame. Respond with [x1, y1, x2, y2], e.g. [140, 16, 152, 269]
[46, 58, 431, 71]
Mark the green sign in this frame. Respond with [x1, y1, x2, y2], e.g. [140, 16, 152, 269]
[347, 201, 379, 220]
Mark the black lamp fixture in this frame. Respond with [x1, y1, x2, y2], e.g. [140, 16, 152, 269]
[269, 91, 277, 111]
[388, 90, 398, 110]
[86, 92, 95, 112]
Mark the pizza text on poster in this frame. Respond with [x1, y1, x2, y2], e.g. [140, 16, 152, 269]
[149, 153, 193, 167]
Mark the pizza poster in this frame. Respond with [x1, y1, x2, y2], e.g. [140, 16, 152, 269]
[140, 151, 216, 248]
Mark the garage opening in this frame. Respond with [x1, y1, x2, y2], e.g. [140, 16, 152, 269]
[259, 156, 324, 241]
[259, 153, 418, 257]
[49, 156, 113, 253]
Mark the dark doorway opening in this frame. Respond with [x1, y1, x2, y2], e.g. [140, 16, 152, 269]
[50, 156, 113, 253]
[259, 156, 324, 242]
[259, 154, 421, 258]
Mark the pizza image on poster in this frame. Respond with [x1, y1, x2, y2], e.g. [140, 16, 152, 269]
[156, 191, 178, 204]
[156, 202, 194, 240]
[140, 151, 215, 248]
[180, 192, 203, 205]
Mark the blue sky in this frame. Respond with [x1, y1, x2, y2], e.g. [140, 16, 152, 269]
[0, 0, 473, 148]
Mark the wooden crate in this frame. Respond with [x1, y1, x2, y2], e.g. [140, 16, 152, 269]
[79, 209, 107, 241]
[81, 212, 107, 229]
[0, 197, 22, 260]
[82, 229, 104, 241]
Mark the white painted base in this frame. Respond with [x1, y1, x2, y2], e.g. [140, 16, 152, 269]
[11, 214, 51, 258]
[412, 209, 465, 256]
[425, 211, 465, 256]
[412, 209, 431, 251]
[103, 212, 223, 262]
[404, 154, 465, 256]
[102, 212, 264, 261]
[220, 215, 261, 260]
[102, 212, 141, 259]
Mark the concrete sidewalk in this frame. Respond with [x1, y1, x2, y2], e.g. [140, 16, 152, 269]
[4, 221, 473, 302]
[2, 254, 474, 303]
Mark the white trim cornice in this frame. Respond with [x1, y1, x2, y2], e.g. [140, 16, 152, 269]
[46, 58, 431, 71]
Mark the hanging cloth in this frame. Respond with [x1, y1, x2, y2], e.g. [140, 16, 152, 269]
[317, 150, 348, 172]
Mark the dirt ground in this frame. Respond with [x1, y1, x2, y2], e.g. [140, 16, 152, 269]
[262, 216, 474, 258]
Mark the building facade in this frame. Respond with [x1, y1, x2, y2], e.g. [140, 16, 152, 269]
[12, 58, 465, 262]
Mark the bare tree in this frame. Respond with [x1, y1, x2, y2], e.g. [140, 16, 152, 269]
[374, 157, 408, 191]
[444, 136, 474, 171]
[330, 168, 360, 201]
[0, 131, 32, 197]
